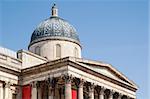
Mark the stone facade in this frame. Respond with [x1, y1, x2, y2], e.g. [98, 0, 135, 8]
[0, 51, 137, 99]
[29, 39, 81, 60]
[0, 4, 137, 99]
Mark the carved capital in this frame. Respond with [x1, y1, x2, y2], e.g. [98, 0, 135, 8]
[5, 82, 11, 88]
[127, 96, 131, 99]
[0, 83, 4, 88]
[109, 89, 115, 97]
[100, 86, 106, 95]
[118, 93, 123, 99]
[88, 83, 95, 92]
[63, 74, 73, 84]
[47, 77, 58, 88]
[36, 81, 41, 88]
[31, 81, 37, 88]
[75, 78, 85, 88]
[78, 79, 85, 88]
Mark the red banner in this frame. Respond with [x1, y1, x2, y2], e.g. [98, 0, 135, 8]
[22, 85, 31, 99]
[72, 89, 77, 99]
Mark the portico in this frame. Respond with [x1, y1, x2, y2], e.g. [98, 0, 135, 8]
[21, 57, 137, 99]
[29, 76, 135, 99]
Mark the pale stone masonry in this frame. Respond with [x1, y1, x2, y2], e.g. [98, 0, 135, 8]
[0, 4, 138, 99]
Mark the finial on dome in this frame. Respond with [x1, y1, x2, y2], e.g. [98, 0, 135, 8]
[51, 3, 58, 17]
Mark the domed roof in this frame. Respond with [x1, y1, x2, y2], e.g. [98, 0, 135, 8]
[30, 4, 80, 45]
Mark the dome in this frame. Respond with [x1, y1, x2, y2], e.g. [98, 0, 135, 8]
[28, 4, 82, 60]
[29, 4, 80, 45]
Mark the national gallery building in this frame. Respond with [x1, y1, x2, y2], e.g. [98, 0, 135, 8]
[0, 4, 137, 99]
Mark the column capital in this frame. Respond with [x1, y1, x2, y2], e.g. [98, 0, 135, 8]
[75, 78, 85, 88]
[77, 79, 84, 99]
[47, 77, 58, 88]
[109, 89, 115, 99]
[36, 81, 41, 88]
[88, 83, 95, 92]
[0, 83, 4, 88]
[100, 86, 106, 95]
[64, 74, 72, 99]
[5, 82, 11, 88]
[88, 83, 95, 99]
[109, 89, 115, 96]
[78, 79, 85, 88]
[63, 74, 73, 84]
[118, 93, 123, 99]
[31, 81, 37, 88]
[127, 96, 131, 99]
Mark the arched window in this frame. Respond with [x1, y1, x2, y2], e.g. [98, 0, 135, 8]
[56, 44, 61, 58]
[74, 47, 78, 57]
[35, 46, 40, 55]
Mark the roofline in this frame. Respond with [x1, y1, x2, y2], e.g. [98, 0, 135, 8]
[28, 36, 82, 49]
[17, 49, 48, 61]
[21, 56, 138, 91]
[72, 57, 138, 89]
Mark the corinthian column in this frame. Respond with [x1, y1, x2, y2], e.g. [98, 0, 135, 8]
[88, 83, 95, 99]
[4, 82, 12, 99]
[0, 83, 4, 99]
[118, 93, 122, 99]
[108, 90, 114, 99]
[31, 81, 37, 99]
[99, 87, 105, 99]
[63, 74, 72, 99]
[77, 79, 84, 99]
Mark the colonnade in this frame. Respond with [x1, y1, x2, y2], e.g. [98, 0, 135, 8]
[0, 82, 14, 99]
[30, 74, 134, 99]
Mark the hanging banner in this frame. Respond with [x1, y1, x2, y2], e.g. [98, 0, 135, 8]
[72, 89, 77, 99]
[22, 85, 31, 99]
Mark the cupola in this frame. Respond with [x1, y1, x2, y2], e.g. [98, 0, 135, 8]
[28, 4, 82, 60]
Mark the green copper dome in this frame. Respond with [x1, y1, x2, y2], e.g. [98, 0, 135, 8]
[30, 4, 80, 44]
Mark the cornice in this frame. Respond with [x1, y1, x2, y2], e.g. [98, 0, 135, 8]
[0, 65, 20, 76]
[68, 61, 137, 92]
[21, 58, 69, 76]
[21, 57, 137, 92]
[17, 49, 48, 61]
[74, 57, 138, 89]
[28, 36, 82, 49]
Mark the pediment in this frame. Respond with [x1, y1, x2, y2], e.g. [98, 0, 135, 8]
[89, 65, 133, 85]
[91, 66, 121, 81]
[73, 58, 138, 89]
